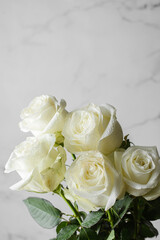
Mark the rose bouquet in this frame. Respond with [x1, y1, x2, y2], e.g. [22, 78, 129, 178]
[5, 95, 160, 240]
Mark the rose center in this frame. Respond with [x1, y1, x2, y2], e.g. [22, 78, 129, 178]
[134, 155, 153, 171]
[72, 111, 95, 135]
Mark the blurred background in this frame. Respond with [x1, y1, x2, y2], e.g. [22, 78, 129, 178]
[1, 0, 160, 239]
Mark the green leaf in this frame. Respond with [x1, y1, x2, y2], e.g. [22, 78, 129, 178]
[81, 210, 104, 228]
[96, 220, 110, 238]
[106, 230, 115, 240]
[69, 218, 79, 225]
[56, 221, 68, 234]
[79, 211, 87, 220]
[23, 197, 61, 229]
[135, 197, 146, 219]
[113, 194, 133, 228]
[68, 234, 77, 240]
[79, 228, 98, 240]
[140, 220, 158, 238]
[143, 197, 160, 221]
[120, 222, 134, 240]
[57, 224, 79, 240]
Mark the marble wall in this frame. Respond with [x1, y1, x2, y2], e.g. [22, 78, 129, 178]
[1, 0, 160, 239]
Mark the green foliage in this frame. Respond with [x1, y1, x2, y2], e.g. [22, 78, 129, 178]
[106, 230, 115, 240]
[23, 197, 61, 229]
[94, 221, 110, 239]
[113, 195, 159, 239]
[78, 228, 98, 240]
[81, 209, 104, 228]
[24, 193, 160, 240]
[140, 220, 158, 238]
[143, 197, 160, 221]
[112, 194, 134, 228]
[56, 221, 68, 234]
[68, 234, 77, 240]
[25, 194, 160, 240]
[79, 211, 87, 220]
[119, 221, 135, 240]
[56, 224, 79, 240]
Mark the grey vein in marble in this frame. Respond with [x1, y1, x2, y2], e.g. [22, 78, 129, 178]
[128, 113, 160, 129]
[135, 76, 160, 86]
[21, 0, 112, 46]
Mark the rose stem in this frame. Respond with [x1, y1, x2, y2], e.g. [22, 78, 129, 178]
[107, 209, 114, 228]
[59, 188, 82, 225]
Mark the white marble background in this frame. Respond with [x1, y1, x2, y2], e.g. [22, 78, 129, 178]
[1, 0, 160, 239]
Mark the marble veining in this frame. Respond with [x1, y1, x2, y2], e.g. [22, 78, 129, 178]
[128, 113, 160, 129]
[0, 0, 160, 239]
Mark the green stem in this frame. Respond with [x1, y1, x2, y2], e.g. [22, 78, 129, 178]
[107, 209, 114, 228]
[59, 189, 82, 225]
[133, 198, 140, 240]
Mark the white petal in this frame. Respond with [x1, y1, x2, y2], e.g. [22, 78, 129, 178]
[114, 149, 124, 173]
[144, 179, 160, 200]
[98, 121, 123, 156]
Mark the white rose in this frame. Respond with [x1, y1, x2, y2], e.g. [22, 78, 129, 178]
[62, 103, 123, 155]
[65, 151, 124, 211]
[114, 146, 160, 200]
[19, 95, 67, 136]
[5, 134, 66, 192]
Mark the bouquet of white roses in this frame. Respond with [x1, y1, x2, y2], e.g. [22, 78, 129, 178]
[5, 95, 160, 240]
